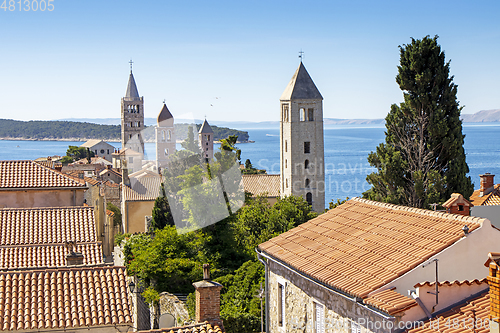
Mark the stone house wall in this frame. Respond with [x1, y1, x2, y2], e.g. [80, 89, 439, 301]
[268, 260, 396, 333]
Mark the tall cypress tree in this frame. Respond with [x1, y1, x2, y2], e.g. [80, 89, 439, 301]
[363, 36, 473, 208]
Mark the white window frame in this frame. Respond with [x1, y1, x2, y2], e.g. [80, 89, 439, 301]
[313, 300, 325, 333]
[276, 276, 286, 332]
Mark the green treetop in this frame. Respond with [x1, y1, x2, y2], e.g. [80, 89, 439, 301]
[364, 36, 473, 208]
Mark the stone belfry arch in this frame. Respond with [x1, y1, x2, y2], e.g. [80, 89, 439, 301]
[121, 62, 145, 156]
[155, 102, 176, 171]
[280, 61, 325, 212]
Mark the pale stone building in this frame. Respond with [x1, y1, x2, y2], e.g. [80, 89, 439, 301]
[155, 102, 176, 171]
[257, 197, 500, 333]
[80, 139, 116, 161]
[280, 61, 325, 212]
[121, 66, 145, 156]
[199, 119, 214, 161]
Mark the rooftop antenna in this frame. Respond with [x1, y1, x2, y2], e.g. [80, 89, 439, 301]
[298, 49, 304, 62]
[129, 59, 133, 73]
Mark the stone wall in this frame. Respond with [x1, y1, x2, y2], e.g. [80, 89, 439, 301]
[267, 261, 396, 333]
[159, 292, 191, 327]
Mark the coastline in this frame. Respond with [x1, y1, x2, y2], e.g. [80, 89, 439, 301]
[0, 137, 254, 144]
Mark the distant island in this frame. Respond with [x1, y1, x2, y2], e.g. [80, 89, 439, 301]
[0, 119, 250, 143]
[59, 108, 500, 129]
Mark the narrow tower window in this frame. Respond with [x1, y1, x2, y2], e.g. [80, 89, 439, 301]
[300, 108, 306, 121]
[306, 192, 313, 206]
[308, 108, 314, 121]
[305, 159, 309, 169]
[167, 130, 171, 141]
[285, 140, 287, 152]
[304, 142, 310, 154]
[305, 178, 310, 188]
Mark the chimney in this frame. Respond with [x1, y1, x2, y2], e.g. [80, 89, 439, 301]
[47, 156, 52, 161]
[442, 193, 472, 217]
[122, 167, 130, 186]
[192, 264, 224, 329]
[487, 252, 500, 333]
[480, 173, 495, 197]
[65, 241, 84, 266]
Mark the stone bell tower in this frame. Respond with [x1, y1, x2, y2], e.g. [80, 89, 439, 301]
[155, 102, 176, 171]
[121, 61, 145, 156]
[280, 61, 325, 212]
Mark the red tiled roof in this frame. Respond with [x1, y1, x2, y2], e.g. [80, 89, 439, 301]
[0, 207, 97, 245]
[123, 177, 162, 201]
[242, 174, 280, 197]
[364, 288, 418, 315]
[84, 176, 100, 186]
[414, 278, 486, 288]
[0, 160, 86, 189]
[258, 197, 484, 298]
[0, 266, 132, 331]
[469, 184, 500, 206]
[406, 291, 489, 333]
[140, 322, 223, 333]
[0, 243, 103, 269]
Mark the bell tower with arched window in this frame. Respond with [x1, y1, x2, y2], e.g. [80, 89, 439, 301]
[280, 61, 325, 212]
[121, 63, 145, 156]
[155, 102, 176, 171]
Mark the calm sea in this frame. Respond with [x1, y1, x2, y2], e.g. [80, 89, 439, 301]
[2, 123, 499, 208]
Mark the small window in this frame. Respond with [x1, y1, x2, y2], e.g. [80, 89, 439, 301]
[100, 149, 105, 154]
[285, 178, 288, 188]
[138, 121, 141, 127]
[278, 283, 285, 327]
[285, 140, 287, 152]
[458, 205, 464, 211]
[306, 192, 312, 206]
[305, 159, 309, 169]
[94, 150, 97, 154]
[282, 104, 289, 122]
[162, 131, 166, 141]
[167, 130, 171, 141]
[314, 302, 325, 333]
[206, 148, 208, 151]
[107, 149, 109, 154]
[129, 134, 132, 139]
[300, 108, 305, 121]
[308, 108, 314, 121]
[305, 178, 310, 188]
[164, 148, 168, 156]
[205, 154, 208, 158]
[285, 160, 287, 168]
[206, 142, 209, 146]
[304, 142, 310, 154]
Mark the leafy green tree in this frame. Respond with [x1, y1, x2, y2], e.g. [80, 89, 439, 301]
[242, 158, 266, 175]
[216, 260, 265, 333]
[65, 145, 94, 162]
[364, 36, 473, 208]
[150, 183, 175, 231]
[232, 195, 317, 257]
[180, 125, 200, 153]
[327, 197, 349, 211]
[106, 202, 122, 227]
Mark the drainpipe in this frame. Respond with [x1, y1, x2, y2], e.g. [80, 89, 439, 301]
[256, 248, 269, 333]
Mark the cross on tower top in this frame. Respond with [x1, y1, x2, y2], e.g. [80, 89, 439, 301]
[298, 50, 304, 62]
[129, 59, 133, 73]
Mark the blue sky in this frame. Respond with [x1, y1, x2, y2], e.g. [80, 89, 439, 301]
[1, 0, 499, 122]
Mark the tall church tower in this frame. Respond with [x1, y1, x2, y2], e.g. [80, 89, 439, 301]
[199, 119, 214, 161]
[121, 64, 145, 156]
[280, 61, 325, 212]
[155, 102, 176, 171]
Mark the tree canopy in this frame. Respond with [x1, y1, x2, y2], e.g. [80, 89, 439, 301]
[363, 36, 474, 208]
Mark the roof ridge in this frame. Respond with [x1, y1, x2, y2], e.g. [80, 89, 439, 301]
[351, 197, 485, 225]
[0, 205, 94, 211]
[0, 265, 127, 274]
[414, 278, 487, 288]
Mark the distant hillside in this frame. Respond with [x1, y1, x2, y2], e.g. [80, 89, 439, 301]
[461, 109, 500, 123]
[0, 119, 249, 142]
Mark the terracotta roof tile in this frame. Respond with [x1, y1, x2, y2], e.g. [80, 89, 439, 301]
[241, 174, 280, 197]
[258, 198, 485, 299]
[406, 290, 489, 333]
[140, 322, 224, 333]
[414, 278, 487, 288]
[364, 288, 418, 315]
[123, 177, 162, 201]
[0, 160, 86, 189]
[0, 243, 103, 269]
[0, 266, 132, 331]
[0, 206, 97, 245]
[469, 184, 500, 206]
